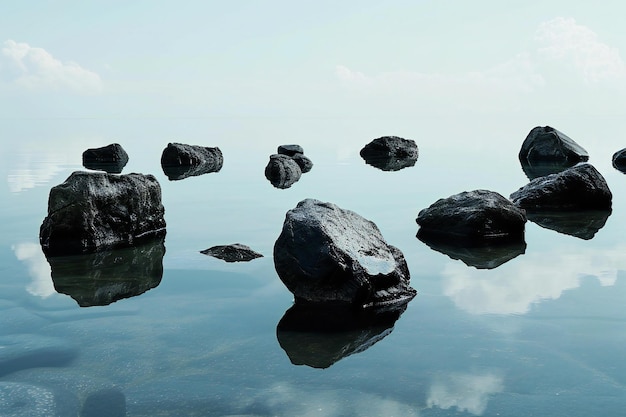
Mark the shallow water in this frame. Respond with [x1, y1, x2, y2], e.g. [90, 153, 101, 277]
[3, 118, 626, 416]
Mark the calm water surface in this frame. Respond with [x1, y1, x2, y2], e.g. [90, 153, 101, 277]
[2, 118, 626, 416]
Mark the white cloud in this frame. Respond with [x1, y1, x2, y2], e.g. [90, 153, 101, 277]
[535, 17, 626, 83]
[1, 40, 103, 94]
[427, 372, 504, 416]
[441, 246, 624, 315]
[12, 242, 55, 298]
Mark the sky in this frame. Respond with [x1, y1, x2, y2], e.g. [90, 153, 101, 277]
[2, 0, 626, 123]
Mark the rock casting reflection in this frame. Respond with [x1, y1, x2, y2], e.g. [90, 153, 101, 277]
[526, 210, 611, 240]
[276, 302, 408, 369]
[47, 238, 165, 307]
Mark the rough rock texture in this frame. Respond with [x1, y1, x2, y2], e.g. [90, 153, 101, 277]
[526, 210, 611, 240]
[612, 148, 626, 172]
[291, 153, 314, 173]
[264, 154, 302, 189]
[360, 136, 419, 171]
[160, 142, 223, 180]
[417, 235, 526, 269]
[519, 126, 589, 163]
[82, 143, 129, 174]
[200, 243, 263, 262]
[278, 144, 304, 157]
[274, 199, 416, 308]
[510, 163, 612, 210]
[49, 238, 165, 307]
[40, 171, 167, 256]
[416, 190, 527, 242]
[276, 302, 406, 368]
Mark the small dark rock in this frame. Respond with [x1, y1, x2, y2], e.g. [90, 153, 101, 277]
[160, 142, 223, 180]
[82, 143, 129, 174]
[416, 190, 527, 242]
[39, 171, 167, 256]
[200, 243, 263, 262]
[612, 148, 626, 173]
[276, 302, 407, 369]
[264, 154, 302, 189]
[519, 126, 589, 163]
[291, 153, 314, 173]
[510, 163, 612, 210]
[278, 144, 304, 156]
[49, 238, 165, 307]
[360, 136, 418, 171]
[274, 199, 416, 308]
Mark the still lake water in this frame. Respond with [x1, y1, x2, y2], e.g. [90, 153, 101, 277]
[3, 117, 626, 416]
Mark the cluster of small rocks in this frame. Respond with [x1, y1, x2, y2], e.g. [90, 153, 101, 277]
[264, 144, 314, 189]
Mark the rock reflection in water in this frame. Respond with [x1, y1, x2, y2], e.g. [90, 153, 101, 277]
[526, 210, 612, 240]
[47, 238, 165, 307]
[519, 159, 578, 180]
[276, 303, 407, 369]
[417, 231, 526, 269]
[361, 155, 417, 172]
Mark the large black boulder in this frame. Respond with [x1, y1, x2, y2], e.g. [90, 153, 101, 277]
[82, 143, 129, 174]
[49, 238, 165, 307]
[519, 126, 589, 164]
[160, 142, 223, 180]
[40, 171, 167, 256]
[274, 199, 416, 308]
[264, 154, 302, 189]
[510, 163, 612, 210]
[416, 190, 527, 242]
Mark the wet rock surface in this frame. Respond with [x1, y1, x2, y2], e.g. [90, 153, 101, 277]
[519, 126, 589, 164]
[160, 142, 223, 180]
[264, 154, 302, 189]
[49, 238, 165, 307]
[416, 190, 527, 242]
[274, 199, 416, 307]
[200, 243, 263, 262]
[276, 302, 407, 368]
[612, 148, 626, 173]
[360, 136, 419, 171]
[510, 163, 612, 210]
[82, 143, 129, 174]
[39, 171, 167, 256]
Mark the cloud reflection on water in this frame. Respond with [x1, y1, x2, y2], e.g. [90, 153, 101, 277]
[441, 246, 624, 315]
[12, 242, 54, 298]
[426, 372, 504, 415]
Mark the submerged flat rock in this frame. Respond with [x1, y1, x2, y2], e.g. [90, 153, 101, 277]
[200, 244, 263, 262]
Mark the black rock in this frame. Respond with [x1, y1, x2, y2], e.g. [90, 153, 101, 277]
[520, 160, 580, 180]
[160, 142, 223, 180]
[612, 148, 626, 173]
[48, 238, 165, 307]
[510, 163, 612, 210]
[292, 153, 314, 173]
[274, 199, 416, 308]
[416, 190, 527, 242]
[200, 243, 263, 262]
[276, 302, 407, 369]
[39, 171, 167, 256]
[519, 126, 589, 163]
[360, 136, 418, 171]
[278, 144, 304, 157]
[82, 143, 129, 174]
[526, 210, 611, 240]
[417, 233, 526, 269]
[264, 154, 302, 189]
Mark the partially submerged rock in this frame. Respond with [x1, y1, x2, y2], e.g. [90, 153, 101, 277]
[264, 154, 302, 189]
[200, 243, 263, 262]
[519, 126, 589, 164]
[276, 302, 407, 368]
[160, 142, 223, 180]
[40, 171, 167, 256]
[274, 199, 416, 308]
[49, 238, 165, 307]
[416, 190, 527, 242]
[612, 148, 626, 173]
[510, 163, 612, 210]
[82, 143, 129, 174]
[360, 136, 418, 171]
